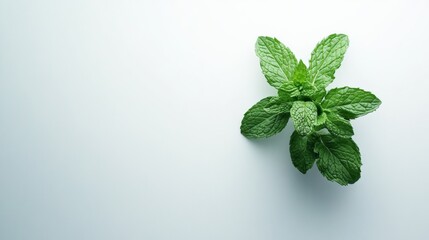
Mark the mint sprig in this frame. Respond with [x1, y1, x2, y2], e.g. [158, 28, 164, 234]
[240, 34, 381, 185]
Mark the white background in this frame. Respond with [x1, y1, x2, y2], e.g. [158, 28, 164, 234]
[1, 0, 429, 239]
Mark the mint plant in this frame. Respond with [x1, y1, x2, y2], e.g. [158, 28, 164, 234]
[240, 34, 381, 185]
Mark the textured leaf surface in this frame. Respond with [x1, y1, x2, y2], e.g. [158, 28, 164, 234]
[315, 112, 327, 126]
[256, 37, 297, 89]
[310, 89, 326, 103]
[300, 81, 318, 98]
[325, 113, 354, 138]
[290, 131, 318, 173]
[292, 60, 318, 98]
[263, 97, 293, 114]
[309, 34, 349, 91]
[290, 101, 317, 135]
[315, 135, 361, 185]
[278, 81, 300, 98]
[322, 87, 381, 119]
[241, 97, 289, 138]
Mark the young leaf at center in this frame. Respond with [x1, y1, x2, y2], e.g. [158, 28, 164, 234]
[290, 101, 317, 135]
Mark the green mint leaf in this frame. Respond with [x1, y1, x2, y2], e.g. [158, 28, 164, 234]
[256, 37, 298, 89]
[307, 89, 326, 103]
[292, 60, 310, 84]
[315, 112, 327, 126]
[278, 81, 300, 98]
[315, 134, 361, 185]
[241, 97, 289, 138]
[291, 60, 319, 100]
[263, 96, 293, 114]
[300, 81, 318, 98]
[290, 101, 317, 135]
[322, 87, 382, 119]
[308, 34, 349, 91]
[289, 131, 318, 173]
[325, 113, 354, 138]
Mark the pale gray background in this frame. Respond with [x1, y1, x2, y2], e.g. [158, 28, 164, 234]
[1, 0, 428, 239]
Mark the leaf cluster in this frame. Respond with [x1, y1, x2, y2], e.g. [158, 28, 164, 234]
[240, 34, 381, 185]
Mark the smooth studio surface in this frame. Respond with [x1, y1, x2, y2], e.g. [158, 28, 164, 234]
[1, 0, 428, 239]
